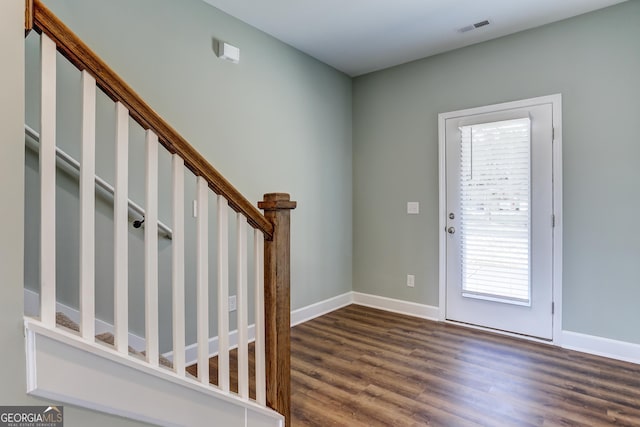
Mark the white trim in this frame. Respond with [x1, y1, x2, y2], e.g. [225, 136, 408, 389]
[349, 291, 639, 366]
[352, 292, 439, 320]
[444, 320, 553, 345]
[174, 292, 353, 366]
[291, 292, 353, 326]
[438, 94, 563, 343]
[24, 288, 146, 351]
[25, 327, 37, 392]
[25, 319, 283, 427]
[25, 283, 256, 368]
[25, 287, 640, 372]
[86, 290, 433, 365]
[551, 96, 564, 343]
[24, 288, 353, 366]
[438, 108, 447, 322]
[561, 331, 640, 365]
[175, 325, 257, 368]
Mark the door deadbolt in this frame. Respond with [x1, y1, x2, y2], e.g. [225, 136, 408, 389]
[448, 213, 455, 220]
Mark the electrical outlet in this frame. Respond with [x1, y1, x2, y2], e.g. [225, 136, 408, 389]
[228, 295, 237, 312]
[407, 274, 415, 288]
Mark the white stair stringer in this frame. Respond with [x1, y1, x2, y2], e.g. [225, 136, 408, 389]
[25, 319, 283, 427]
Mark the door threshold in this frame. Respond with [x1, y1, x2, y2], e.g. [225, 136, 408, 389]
[444, 319, 555, 345]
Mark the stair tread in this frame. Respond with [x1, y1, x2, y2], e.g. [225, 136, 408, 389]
[55, 312, 173, 369]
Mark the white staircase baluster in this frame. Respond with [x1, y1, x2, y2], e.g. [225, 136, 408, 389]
[145, 130, 159, 366]
[80, 71, 96, 340]
[40, 34, 57, 327]
[236, 214, 249, 399]
[196, 177, 209, 384]
[26, 3, 291, 414]
[172, 155, 186, 376]
[114, 102, 129, 354]
[254, 229, 266, 405]
[217, 195, 230, 392]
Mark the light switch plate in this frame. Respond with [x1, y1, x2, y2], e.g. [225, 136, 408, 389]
[407, 202, 420, 214]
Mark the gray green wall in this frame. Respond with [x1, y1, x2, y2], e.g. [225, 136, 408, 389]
[353, 1, 640, 344]
[26, 0, 352, 346]
[6, 3, 640, 424]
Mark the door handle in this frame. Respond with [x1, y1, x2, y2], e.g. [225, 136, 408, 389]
[447, 227, 455, 234]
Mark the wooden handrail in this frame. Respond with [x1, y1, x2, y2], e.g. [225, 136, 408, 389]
[28, 0, 273, 239]
[25, 0, 33, 36]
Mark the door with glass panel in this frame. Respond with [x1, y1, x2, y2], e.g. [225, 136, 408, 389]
[443, 99, 555, 340]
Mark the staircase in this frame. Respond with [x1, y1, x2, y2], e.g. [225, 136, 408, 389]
[23, 1, 294, 425]
[53, 311, 174, 368]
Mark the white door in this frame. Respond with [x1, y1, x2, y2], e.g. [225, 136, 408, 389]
[441, 96, 558, 340]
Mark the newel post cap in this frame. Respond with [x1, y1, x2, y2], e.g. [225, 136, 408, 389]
[258, 193, 297, 211]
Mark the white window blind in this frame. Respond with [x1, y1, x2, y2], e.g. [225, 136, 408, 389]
[459, 118, 531, 304]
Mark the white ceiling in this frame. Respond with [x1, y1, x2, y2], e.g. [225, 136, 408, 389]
[203, 0, 627, 77]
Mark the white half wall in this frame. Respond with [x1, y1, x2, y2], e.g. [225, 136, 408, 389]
[25, 320, 283, 427]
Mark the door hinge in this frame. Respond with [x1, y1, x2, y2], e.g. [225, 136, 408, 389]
[552, 127, 555, 141]
[552, 214, 556, 228]
[552, 302, 555, 315]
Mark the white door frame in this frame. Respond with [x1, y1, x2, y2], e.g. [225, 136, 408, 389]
[438, 94, 563, 344]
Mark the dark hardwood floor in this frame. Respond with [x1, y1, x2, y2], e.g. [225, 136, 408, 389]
[191, 304, 640, 426]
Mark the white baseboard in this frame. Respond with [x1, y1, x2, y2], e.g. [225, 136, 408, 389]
[173, 325, 257, 367]
[25, 287, 264, 370]
[24, 287, 353, 367]
[26, 287, 640, 366]
[561, 330, 640, 365]
[352, 292, 440, 320]
[24, 286, 259, 366]
[24, 288, 146, 351]
[350, 291, 639, 365]
[177, 291, 353, 366]
[291, 292, 353, 326]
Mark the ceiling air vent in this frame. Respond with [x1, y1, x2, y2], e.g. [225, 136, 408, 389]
[458, 19, 491, 33]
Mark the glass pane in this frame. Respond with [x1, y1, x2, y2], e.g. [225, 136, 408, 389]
[459, 118, 531, 304]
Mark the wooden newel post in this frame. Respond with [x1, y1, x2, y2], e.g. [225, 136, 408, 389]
[258, 193, 296, 426]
